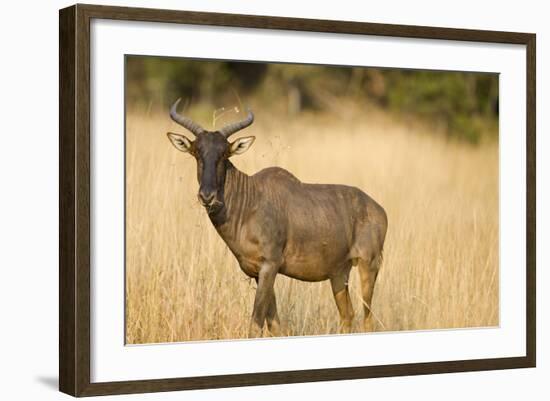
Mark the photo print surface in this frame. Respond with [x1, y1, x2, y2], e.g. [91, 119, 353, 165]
[124, 55, 499, 344]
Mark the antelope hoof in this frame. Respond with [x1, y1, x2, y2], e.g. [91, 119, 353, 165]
[267, 320, 282, 337]
[248, 321, 263, 338]
[339, 321, 353, 334]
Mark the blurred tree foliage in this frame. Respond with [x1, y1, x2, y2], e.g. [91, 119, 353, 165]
[126, 56, 498, 143]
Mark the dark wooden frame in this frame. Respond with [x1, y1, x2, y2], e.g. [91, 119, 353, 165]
[59, 3, 536, 397]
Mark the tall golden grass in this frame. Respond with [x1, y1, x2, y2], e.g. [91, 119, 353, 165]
[125, 106, 499, 344]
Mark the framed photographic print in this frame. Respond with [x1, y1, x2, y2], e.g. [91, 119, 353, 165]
[59, 4, 536, 397]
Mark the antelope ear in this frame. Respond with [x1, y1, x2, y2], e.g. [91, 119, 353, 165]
[229, 136, 255, 156]
[167, 132, 193, 153]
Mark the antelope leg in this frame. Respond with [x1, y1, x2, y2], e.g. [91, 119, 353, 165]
[249, 263, 278, 338]
[330, 273, 354, 334]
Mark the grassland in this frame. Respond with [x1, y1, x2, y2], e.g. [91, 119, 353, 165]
[125, 106, 499, 344]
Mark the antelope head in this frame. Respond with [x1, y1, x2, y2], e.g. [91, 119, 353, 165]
[167, 99, 255, 212]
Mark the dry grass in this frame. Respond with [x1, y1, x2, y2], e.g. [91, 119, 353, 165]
[125, 106, 499, 344]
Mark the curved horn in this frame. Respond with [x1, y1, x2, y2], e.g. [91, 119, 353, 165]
[219, 109, 254, 138]
[170, 98, 205, 137]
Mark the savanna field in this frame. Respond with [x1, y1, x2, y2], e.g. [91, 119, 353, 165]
[125, 106, 499, 344]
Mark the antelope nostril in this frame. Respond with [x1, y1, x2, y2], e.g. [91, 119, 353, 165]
[198, 190, 216, 205]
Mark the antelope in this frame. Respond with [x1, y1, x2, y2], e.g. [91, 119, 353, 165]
[167, 99, 387, 337]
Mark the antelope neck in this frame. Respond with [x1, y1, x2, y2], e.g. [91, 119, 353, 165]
[207, 160, 256, 227]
